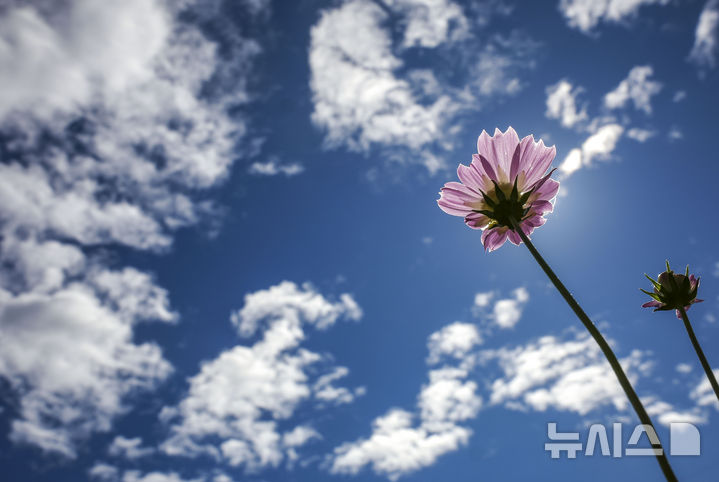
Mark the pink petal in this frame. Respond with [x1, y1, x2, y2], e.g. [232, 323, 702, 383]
[529, 179, 560, 204]
[476, 153, 498, 183]
[457, 163, 489, 192]
[464, 212, 490, 230]
[482, 227, 509, 252]
[437, 198, 472, 216]
[477, 127, 520, 183]
[642, 301, 661, 308]
[523, 215, 546, 228]
[437, 182, 482, 216]
[509, 143, 522, 181]
[520, 135, 556, 186]
[531, 200, 554, 215]
[441, 182, 482, 202]
[508, 229, 522, 245]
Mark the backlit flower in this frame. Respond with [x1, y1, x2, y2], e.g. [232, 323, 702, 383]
[642, 261, 704, 318]
[437, 127, 559, 251]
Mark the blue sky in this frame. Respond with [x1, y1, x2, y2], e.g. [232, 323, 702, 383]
[0, 0, 718, 481]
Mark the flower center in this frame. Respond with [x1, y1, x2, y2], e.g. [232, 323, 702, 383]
[490, 196, 527, 228]
[473, 178, 531, 229]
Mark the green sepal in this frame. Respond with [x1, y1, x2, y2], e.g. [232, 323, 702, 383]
[640, 289, 663, 302]
[644, 274, 662, 291]
[492, 180, 506, 202]
[473, 209, 496, 219]
[510, 177, 519, 202]
[479, 189, 497, 208]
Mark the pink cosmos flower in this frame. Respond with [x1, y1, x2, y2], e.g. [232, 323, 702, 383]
[437, 126, 559, 251]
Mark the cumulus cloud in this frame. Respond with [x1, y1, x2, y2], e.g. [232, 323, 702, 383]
[689, 0, 719, 68]
[0, 0, 266, 457]
[427, 322, 482, 365]
[308, 0, 537, 172]
[559, 124, 624, 176]
[558, 0, 670, 33]
[545, 80, 587, 128]
[492, 288, 529, 329]
[473, 291, 494, 308]
[604, 66, 662, 114]
[330, 323, 482, 480]
[161, 282, 362, 472]
[0, 273, 174, 457]
[483, 332, 649, 415]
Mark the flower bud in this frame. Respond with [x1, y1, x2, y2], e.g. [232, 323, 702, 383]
[641, 261, 703, 318]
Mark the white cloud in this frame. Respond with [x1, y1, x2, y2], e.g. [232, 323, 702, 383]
[492, 287, 529, 329]
[473, 291, 494, 308]
[427, 322, 482, 365]
[0, 282, 174, 457]
[604, 66, 662, 114]
[560, 124, 624, 176]
[89, 463, 120, 481]
[668, 126, 684, 141]
[308, 0, 536, 171]
[559, 148, 584, 176]
[309, 0, 451, 154]
[558, 0, 670, 33]
[645, 399, 707, 426]
[676, 363, 693, 374]
[387, 0, 469, 48]
[582, 123, 624, 163]
[0, 0, 168, 120]
[330, 321, 481, 480]
[484, 332, 648, 415]
[248, 160, 304, 177]
[89, 464, 209, 482]
[673, 90, 687, 102]
[691, 368, 719, 409]
[161, 282, 362, 471]
[689, 0, 719, 68]
[108, 436, 155, 460]
[0, 0, 266, 458]
[545, 80, 587, 128]
[314, 366, 366, 405]
[626, 127, 656, 142]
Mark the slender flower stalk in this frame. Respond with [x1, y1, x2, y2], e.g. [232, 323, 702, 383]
[678, 306, 719, 404]
[510, 219, 677, 482]
[438, 127, 677, 481]
[642, 263, 719, 404]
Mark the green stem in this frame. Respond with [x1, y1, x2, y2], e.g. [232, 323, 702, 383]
[509, 219, 677, 482]
[678, 306, 719, 403]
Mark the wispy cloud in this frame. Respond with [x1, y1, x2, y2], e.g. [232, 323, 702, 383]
[559, 0, 670, 34]
[546, 80, 588, 128]
[689, 0, 719, 69]
[559, 124, 624, 176]
[604, 66, 662, 114]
